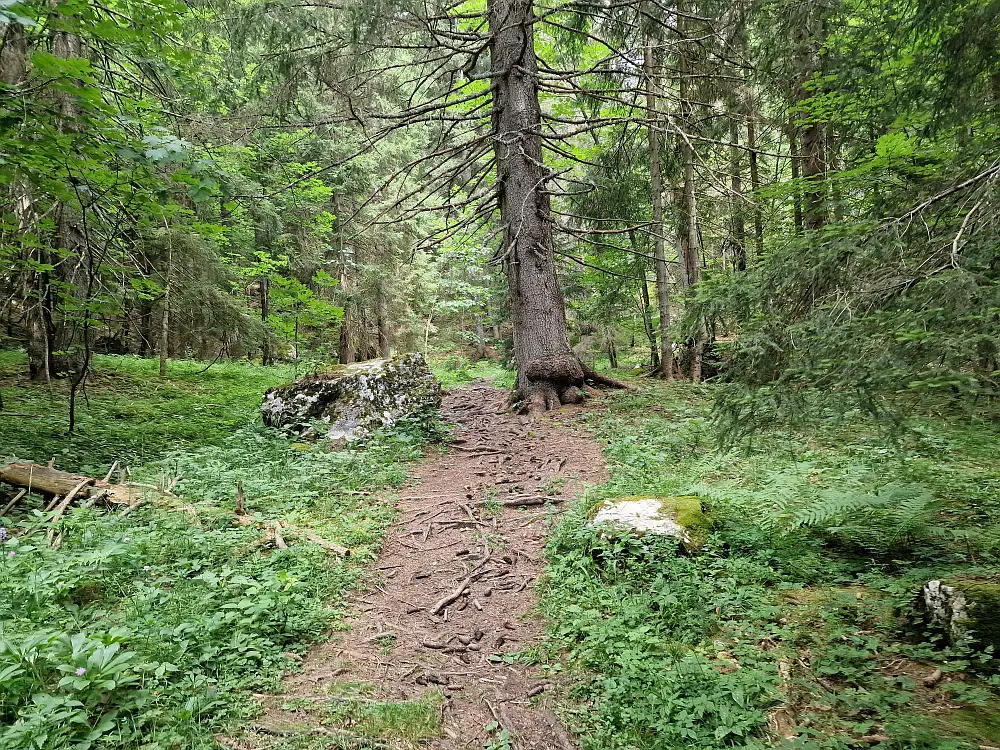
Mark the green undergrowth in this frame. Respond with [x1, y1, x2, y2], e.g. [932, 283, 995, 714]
[429, 354, 515, 389]
[257, 690, 444, 749]
[0, 351, 296, 473]
[540, 382, 1000, 749]
[0, 352, 440, 750]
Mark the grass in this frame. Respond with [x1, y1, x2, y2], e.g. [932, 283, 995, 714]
[540, 379, 1000, 750]
[0, 351, 440, 750]
[0, 351, 296, 473]
[427, 354, 515, 389]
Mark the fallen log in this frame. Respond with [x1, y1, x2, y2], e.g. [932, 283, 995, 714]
[0, 462, 139, 506]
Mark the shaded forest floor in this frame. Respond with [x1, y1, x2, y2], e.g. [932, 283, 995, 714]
[3, 352, 1000, 750]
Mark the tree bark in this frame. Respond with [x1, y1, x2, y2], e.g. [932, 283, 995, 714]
[159, 226, 171, 377]
[260, 276, 273, 365]
[377, 282, 391, 357]
[48, 8, 86, 378]
[788, 122, 804, 234]
[336, 204, 357, 364]
[489, 0, 582, 410]
[637, 259, 659, 370]
[473, 312, 488, 361]
[1, 461, 140, 506]
[729, 117, 747, 272]
[644, 42, 674, 380]
[676, 16, 708, 384]
[796, 6, 827, 231]
[2, 20, 52, 381]
[747, 112, 764, 256]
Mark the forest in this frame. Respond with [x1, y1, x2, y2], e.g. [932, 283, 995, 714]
[1, 0, 1000, 746]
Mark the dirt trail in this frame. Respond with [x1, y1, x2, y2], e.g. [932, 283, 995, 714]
[260, 381, 607, 748]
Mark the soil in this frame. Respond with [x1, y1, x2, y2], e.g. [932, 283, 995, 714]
[258, 380, 608, 748]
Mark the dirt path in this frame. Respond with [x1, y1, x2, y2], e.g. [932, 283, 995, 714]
[259, 381, 607, 749]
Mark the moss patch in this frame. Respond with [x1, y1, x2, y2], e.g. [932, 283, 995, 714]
[591, 495, 712, 551]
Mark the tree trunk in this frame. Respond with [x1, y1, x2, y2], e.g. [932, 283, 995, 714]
[0, 461, 140, 506]
[676, 23, 707, 384]
[336, 205, 357, 364]
[796, 6, 827, 231]
[2, 21, 50, 380]
[339, 300, 357, 364]
[260, 276, 273, 365]
[747, 113, 764, 256]
[473, 312, 488, 361]
[377, 283, 391, 358]
[644, 42, 674, 380]
[636, 257, 659, 370]
[48, 9, 85, 378]
[789, 122, 804, 234]
[159, 228, 171, 377]
[489, 0, 579, 410]
[729, 117, 747, 272]
[679, 145, 701, 290]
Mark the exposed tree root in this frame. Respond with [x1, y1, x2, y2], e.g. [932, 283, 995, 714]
[514, 354, 630, 414]
[580, 362, 631, 390]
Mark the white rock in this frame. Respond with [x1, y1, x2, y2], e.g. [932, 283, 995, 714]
[591, 497, 691, 542]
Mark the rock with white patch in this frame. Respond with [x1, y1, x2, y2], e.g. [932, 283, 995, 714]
[920, 578, 1000, 656]
[261, 353, 441, 445]
[588, 495, 711, 552]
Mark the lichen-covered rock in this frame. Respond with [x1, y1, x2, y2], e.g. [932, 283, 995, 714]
[261, 353, 441, 445]
[921, 578, 1000, 654]
[589, 495, 711, 552]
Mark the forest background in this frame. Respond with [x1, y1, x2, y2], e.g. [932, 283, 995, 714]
[2, 0, 996, 423]
[2, 0, 1000, 748]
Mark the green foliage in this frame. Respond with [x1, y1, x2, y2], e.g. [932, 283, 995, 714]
[429, 355, 514, 389]
[0, 356, 437, 749]
[542, 380, 1000, 749]
[0, 351, 294, 472]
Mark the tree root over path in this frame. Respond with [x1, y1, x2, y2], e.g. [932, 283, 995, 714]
[514, 354, 631, 414]
[255, 381, 608, 749]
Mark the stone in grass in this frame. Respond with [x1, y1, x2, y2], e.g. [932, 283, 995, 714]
[261, 353, 441, 446]
[589, 495, 711, 553]
[921, 578, 1000, 656]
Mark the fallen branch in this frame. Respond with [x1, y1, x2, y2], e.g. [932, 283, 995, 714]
[272, 521, 288, 550]
[279, 522, 350, 556]
[431, 558, 491, 614]
[0, 489, 27, 517]
[0, 461, 139, 506]
[482, 495, 566, 507]
[44, 477, 93, 545]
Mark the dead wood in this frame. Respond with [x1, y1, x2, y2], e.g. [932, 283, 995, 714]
[43, 477, 93, 545]
[430, 559, 492, 614]
[0, 461, 140, 506]
[250, 520, 350, 556]
[482, 495, 565, 507]
[0, 489, 27, 516]
[923, 668, 944, 688]
[235, 480, 246, 515]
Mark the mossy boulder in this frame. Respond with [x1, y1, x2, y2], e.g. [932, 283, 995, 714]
[921, 578, 1000, 655]
[261, 353, 441, 445]
[588, 495, 711, 552]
